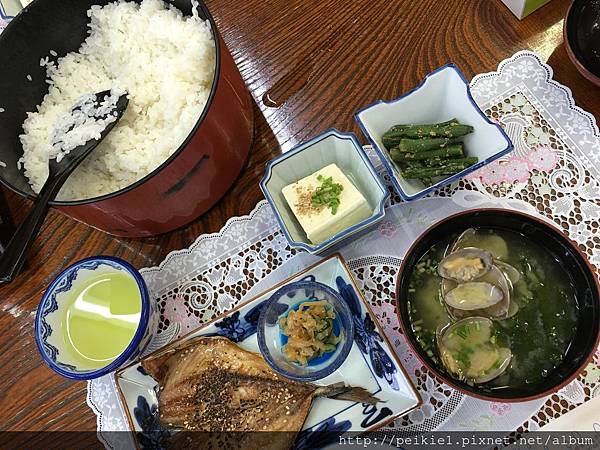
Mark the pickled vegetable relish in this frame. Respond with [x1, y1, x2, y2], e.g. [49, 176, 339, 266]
[278, 300, 342, 365]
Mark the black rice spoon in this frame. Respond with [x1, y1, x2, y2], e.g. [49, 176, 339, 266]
[0, 90, 128, 283]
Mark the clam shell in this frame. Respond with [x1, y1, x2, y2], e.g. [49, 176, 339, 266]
[494, 260, 521, 285]
[451, 228, 477, 253]
[437, 317, 512, 384]
[451, 228, 509, 260]
[470, 347, 512, 384]
[479, 265, 512, 319]
[437, 248, 493, 282]
[441, 266, 512, 320]
[444, 282, 504, 311]
[505, 298, 520, 319]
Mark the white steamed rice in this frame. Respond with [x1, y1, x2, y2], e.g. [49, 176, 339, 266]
[50, 88, 124, 163]
[20, 0, 215, 200]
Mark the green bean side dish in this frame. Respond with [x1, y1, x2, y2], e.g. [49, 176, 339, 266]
[381, 119, 478, 186]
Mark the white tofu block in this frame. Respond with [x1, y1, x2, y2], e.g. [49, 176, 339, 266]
[282, 164, 372, 244]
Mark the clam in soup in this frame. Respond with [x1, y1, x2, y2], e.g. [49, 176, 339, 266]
[407, 228, 578, 390]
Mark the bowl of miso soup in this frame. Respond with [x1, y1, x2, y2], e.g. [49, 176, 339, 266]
[396, 209, 600, 401]
[35, 256, 158, 380]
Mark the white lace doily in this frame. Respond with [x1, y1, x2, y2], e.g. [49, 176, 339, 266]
[87, 51, 600, 448]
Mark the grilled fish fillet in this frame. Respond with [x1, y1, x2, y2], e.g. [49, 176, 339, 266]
[141, 336, 379, 449]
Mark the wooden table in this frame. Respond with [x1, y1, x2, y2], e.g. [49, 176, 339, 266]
[0, 0, 598, 432]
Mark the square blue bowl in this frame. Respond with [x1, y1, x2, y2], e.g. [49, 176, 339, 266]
[260, 129, 390, 254]
[355, 64, 513, 201]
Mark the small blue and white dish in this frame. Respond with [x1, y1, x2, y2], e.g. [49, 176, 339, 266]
[355, 64, 513, 201]
[34, 256, 159, 380]
[257, 280, 354, 381]
[114, 254, 421, 447]
[260, 128, 389, 254]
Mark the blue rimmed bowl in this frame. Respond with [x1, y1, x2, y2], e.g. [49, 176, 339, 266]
[257, 280, 354, 381]
[355, 64, 513, 201]
[34, 256, 158, 380]
[259, 129, 389, 254]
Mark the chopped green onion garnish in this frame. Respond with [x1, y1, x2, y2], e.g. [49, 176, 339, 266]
[311, 175, 344, 214]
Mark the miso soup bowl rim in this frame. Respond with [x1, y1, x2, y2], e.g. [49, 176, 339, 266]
[563, 0, 600, 87]
[34, 255, 150, 380]
[395, 208, 600, 402]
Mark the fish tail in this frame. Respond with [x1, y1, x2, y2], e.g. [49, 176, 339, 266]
[314, 382, 382, 405]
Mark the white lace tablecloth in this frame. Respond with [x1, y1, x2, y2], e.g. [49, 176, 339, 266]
[87, 51, 600, 448]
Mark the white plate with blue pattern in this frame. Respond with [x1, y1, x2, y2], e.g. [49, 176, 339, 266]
[115, 254, 421, 448]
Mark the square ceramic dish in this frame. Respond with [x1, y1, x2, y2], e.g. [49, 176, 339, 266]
[259, 129, 389, 254]
[355, 64, 513, 201]
[115, 254, 421, 448]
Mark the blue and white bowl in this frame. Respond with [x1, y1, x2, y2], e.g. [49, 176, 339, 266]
[260, 129, 389, 254]
[355, 64, 513, 201]
[257, 280, 354, 381]
[34, 256, 158, 380]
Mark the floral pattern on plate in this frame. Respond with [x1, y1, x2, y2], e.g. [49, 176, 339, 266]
[114, 254, 421, 449]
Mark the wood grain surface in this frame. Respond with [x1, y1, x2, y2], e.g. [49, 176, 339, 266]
[0, 0, 598, 432]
